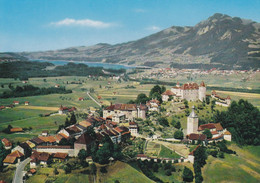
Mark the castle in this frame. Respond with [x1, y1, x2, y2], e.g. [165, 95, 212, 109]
[171, 81, 206, 101]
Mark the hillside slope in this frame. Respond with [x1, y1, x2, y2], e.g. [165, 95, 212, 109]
[20, 13, 260, 69]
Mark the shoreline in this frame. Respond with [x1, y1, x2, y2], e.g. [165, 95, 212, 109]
[31, 59, 151, 69]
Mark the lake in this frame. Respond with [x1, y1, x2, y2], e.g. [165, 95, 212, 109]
[31, 59, 135, 70]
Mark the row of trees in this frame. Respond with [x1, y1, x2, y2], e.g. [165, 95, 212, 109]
[128, 85, 166, 104]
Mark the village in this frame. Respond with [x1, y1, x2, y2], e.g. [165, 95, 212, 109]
[0, 81, 236, 182]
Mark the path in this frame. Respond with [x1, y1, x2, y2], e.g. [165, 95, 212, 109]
[13, 158, 31, 183]
[87, 92, 102, 107]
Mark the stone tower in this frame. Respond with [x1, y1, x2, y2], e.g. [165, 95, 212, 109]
[199, 81, 206, 102]
[187, 106, 198, 135]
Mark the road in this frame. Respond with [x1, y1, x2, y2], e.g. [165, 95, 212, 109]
[13, 158, 31, 183]
[87, 92, 102, 107]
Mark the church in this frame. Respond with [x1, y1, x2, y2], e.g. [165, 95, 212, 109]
[186, 106, 231, 142]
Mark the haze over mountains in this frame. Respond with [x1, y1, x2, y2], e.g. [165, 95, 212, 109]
[6, 13, 260, 69]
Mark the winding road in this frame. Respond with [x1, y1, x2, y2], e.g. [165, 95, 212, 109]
[13, 158, 31, 183]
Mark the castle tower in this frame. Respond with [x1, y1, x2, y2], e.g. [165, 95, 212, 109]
[199, 81, 206, 102]
[187, 106, 198, 135]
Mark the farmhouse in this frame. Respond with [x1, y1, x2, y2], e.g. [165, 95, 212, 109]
[58, 105, 77, 114]
[171, 81, 206, 101]
[3, 150, 24, 166]
[10, 127, 23, 133]
[78, 97, 84, 101]
[1, 138, 12, 150]
[103, 103, 147, 121]
[13, 101, 19, 105]
[53, 152, 68, 162]
[25, 101, 30, 105]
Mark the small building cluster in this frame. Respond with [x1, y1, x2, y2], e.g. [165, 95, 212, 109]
[186, 106, 231, 142]
[103, 103, 147, 122]
[211, 90, 231, 107]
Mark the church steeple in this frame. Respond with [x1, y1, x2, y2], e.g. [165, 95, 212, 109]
[189, 106, 198, 118]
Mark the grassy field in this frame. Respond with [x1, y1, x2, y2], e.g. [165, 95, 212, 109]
[203, 144, 260, 183]
[98, 161, 153, 183]
[159, 145, 181, 159]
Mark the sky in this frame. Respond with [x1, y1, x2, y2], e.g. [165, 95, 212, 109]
[0, 0, 260, 52]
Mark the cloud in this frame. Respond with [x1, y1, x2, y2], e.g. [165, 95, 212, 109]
[50, 18, 113, 28]
[134, 8, 147, 13]
[147, 26, 161, 31]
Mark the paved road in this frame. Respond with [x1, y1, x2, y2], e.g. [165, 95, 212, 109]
[13, 158, 31, 183]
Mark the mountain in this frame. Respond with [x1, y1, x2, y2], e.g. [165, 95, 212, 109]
[19, 13, 260, 69]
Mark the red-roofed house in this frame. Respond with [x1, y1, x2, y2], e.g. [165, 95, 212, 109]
[3, 150, 24, 165]
[162, 90, 175, 102]
[25, 101, 30, 105]
[78, 97, 84, 101]
[13, 101, 19, 105]
[1, 138, 12, 150]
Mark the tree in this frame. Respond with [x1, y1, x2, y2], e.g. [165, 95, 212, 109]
[203, 128, 212, 139]
[158, 117, 169, 127]
[70, 113, 77, 125]
[0, 142, 7, 171]
[65, 118, 70, 127]
[206, 96, 210, 105]
[78, 149, 87, 161]
[184, 100, 189, 108]
[182, 166, 194, 182]
[161, 86, 166, 93]
[136, 93, 149, 104]
[90, 163, 97, 175]
[214, 99, 260, 145]
[174, 130, 184, 139]
[174, 121, 181, 129]
[64, 165, 71, 174]
[100, 166, 107, 173]
[149, 85, 162, 97]
[165, 169, 172, 176]
[195, 172, 203, 183]
[211, 100, 216, 111]
[54, 167, 59, 175]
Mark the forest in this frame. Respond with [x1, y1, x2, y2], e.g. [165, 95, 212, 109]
[0, 61, 126, 79]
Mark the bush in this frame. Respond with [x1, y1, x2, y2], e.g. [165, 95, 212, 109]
[165, 169, 172, 176]
[174, 130, 184, 139]
[100, 167, 107, 173]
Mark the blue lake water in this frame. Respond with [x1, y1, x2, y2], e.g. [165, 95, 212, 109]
[31, 59, 135, 70]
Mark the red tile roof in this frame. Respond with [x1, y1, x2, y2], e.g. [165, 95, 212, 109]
[29, 169, 36, 174]
[187, 133, 207, 141]
[9, 150, 24, 158]
[162, 90, 175, 96]
[75, 133, 94, 145]
[3, 156, 17, 164]
[198, 123, 216, 131]
[224, 131, 231, 135]
[1, 138, 12, 147]
[211, 131, 219, 135]
[200, 81, 205, 87]
[10, 128, 23, 132]
[53, 152, 68, 159]
[180, 82, 199, 90]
